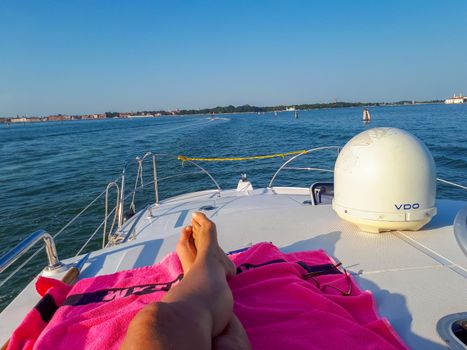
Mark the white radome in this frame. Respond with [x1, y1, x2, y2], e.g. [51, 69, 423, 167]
[332, 127, 437, 233]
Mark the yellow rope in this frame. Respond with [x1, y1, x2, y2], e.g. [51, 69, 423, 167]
[177, 150, 308, 162]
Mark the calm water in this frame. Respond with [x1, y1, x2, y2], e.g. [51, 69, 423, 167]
[0, 104, 466, 310]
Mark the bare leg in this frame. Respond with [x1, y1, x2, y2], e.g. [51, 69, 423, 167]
[213, 315, 252, 350]
[121, 212, 237, 350]
[177, 225, 251, 350]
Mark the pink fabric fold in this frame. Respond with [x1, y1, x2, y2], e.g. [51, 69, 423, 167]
[7, 277, 71, 350]
[33, 253, 183, 350]
[25, 242, 407, 350]
[228, 243, 407, 350]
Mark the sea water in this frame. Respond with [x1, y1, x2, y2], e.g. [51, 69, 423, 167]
[0, 103, 466, 310]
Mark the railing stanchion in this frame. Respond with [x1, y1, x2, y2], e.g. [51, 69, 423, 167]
[0, 229, 62, 273]
[118, 168, 126, 229]
[103, 182, 120, 247]
[153, 154, 159, 205]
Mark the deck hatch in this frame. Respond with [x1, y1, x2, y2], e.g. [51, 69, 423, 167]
[437, 313, 467, 349]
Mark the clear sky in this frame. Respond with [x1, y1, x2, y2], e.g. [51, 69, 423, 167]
[1, 0, 466, 116]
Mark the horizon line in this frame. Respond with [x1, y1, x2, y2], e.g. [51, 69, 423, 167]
[0, 98, 446, 118]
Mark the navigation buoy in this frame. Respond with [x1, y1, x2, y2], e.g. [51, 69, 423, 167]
[362, 108, 371, 123]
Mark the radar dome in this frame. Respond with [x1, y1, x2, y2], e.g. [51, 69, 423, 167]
[332, 128, 437, 233]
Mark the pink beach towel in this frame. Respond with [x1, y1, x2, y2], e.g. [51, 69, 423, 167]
[21, 242, 406, 350]
[229, 243, 407, 350]
[7, 277, 71, 350]
[32, 253, 183, 350]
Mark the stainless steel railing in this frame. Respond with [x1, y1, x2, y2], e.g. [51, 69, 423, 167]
[116, 152, 221, 232]
[103, 181, 120, 247]
[1, 149, 467, 291]
[268, 146, 341, 189]
[0, 229, 62, 273]
[268, 146, 467, 205]
[117, 152, 166, 229]
[0, 153, 222, 288]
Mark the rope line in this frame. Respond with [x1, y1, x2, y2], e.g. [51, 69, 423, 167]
[177, 150, 308, 162]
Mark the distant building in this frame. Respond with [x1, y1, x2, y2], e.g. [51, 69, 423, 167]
[47, 115, 71, 121]
[285, 106, 296, 111]
[10, 117, 28, 123]
[445, 94, 466, 104]
[28, 117, 43, 122]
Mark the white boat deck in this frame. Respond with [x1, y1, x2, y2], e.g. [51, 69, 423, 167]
[1, 187, 466, 349]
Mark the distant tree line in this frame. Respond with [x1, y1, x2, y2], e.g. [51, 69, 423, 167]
[128, 100, 444, 116]
[1, 100, 444, 123]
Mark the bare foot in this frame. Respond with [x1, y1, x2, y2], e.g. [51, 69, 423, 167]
[176, 225, 197, 274]
[191, 212, 236, 277]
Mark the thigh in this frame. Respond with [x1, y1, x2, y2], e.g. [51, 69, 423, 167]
[121, 302, 211, 350]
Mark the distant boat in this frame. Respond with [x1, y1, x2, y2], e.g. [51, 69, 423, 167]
[362, 108, 371, 122]
[294, 111, 299, 119]
[274, 112, 278, 116]
[444, 94, 466, 104]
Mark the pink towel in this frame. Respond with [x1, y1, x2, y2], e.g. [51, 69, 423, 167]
[29, 242, 407, 349]
[7, 277, 71, 350]
[33, 253, 183, 350]
[229, 243, 407, 350]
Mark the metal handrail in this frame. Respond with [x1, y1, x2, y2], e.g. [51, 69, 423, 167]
[0, 229, 62, 273]
[2, 149, 467, 293]
[0, 188, 113, 288]
[117, 153, 161, 229]
[268, 146, 341, 189]
[119, 171, 211, 204]
[283, 166, 334, 173]
[103, 181, 120, 248]
[180, 158, 222, 194]
[437, 178, 467, 191]
[116, 152, 221, 230]
[0, 163, 214, 280]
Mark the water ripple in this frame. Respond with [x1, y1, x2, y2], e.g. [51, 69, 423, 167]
[0, 104, 466, 310]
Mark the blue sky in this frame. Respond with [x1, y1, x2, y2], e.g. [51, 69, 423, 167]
[1, 1, 466, 116]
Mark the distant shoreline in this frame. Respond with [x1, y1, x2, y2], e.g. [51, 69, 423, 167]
[0, 100, 444, 124]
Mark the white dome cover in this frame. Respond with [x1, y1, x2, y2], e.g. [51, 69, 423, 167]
[332, 127, 437, 233]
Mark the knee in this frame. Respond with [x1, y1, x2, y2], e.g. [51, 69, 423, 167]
[129, 302, 166, 329]
[132, 301, 195, 330]
[121, 303, 166, 350]
[212, 316, 252, 350]
[213, 332, 252, 350]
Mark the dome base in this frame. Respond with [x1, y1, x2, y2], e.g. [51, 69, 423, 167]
[335, 210, 432, 233]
